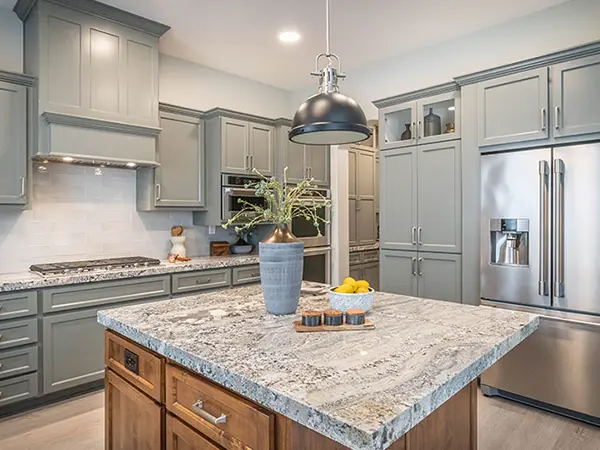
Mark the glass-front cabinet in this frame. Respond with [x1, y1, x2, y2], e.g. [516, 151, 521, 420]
[380, 91, 460, 150]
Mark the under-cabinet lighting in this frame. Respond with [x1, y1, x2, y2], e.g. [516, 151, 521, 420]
[448, 106, 456, 111]
[126, 162, 137, 168]
[62, 156, 74, 162]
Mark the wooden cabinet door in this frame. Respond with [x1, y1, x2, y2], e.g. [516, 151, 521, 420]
[380, 250, 417, 297]
[249, 123, 274, 176]
[417, 141, 461, 254]
[155, 111, 204, 208]
[552, 54, 600, 139]
[363, 262, 380, 291]
[380, 147, 417, 251]
[477, 68, 549, 147]
[357, 150, 377, 245]
[221, 118, 249, 174]
[348, 149, 358, 246]
[0, 81, 26, 205]
[417, 252, 462, 303]
[43, 309, 105, 393]
[166, 413, 222, 450]
[278, 126, 306, 183]
[306, 144, 330, 186]
[105, 369, 163, 450]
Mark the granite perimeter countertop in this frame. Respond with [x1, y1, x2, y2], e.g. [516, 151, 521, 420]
[98, 283, 539, 450]
[350, 242, 379, 253]
[0, 255, 260, 293]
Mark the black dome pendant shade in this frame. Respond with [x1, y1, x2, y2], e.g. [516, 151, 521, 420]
[289, 0, 370, 146]
[289, 91, 370, 145]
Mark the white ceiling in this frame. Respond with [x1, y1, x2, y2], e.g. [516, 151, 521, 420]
[2, 0, 569, 90]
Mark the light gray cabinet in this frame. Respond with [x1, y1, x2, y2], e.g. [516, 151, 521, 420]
[305, 144, 330, 186]
[42, 309, 105, 393]
[249, 123, 275, 175]
[349, 265, 363, 282]
[380, 250, 461, 302]
[0, 346, 38, 380]
[380, 147, 417, 251]
[375, 156, 380, 213]
[363, 262, 380, 291]
[0, 319, 38, 351]
[552, 54, 600, 138]
[417, 141, 462, 253]
[349, 250, 380, 290]
[0, 291, 37, 321]
[172, 269, 231, 295]
[380, 250, 417, 297]
[417, 253, 462, 303]
[275, 127, 329, 186]
[349, 148, 377, 246]
[477, 68, 549, 147]
[137, 105, 205, 210]
[0, 373, 38, 407]
[221, 118, 274, 176]
[232, 265, 261, 286]
[0, 79, 27, 205]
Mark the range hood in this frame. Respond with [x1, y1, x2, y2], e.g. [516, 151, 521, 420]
[16, 0, 169, 169]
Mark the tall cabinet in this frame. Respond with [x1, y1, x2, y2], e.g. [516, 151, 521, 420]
[376, 86, 463, 303]
[349, 147, 377, 246]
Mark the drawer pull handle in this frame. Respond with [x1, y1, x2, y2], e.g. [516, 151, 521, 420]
[195, 278, 211, 285]
[0, 304, 3, 311]
[192, 400, 227, 425]
[250, 272, 260, 277]
[0, 334, 3, 340]
[0, 363, 3, 369]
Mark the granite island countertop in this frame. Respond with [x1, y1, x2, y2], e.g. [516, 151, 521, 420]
[98, 283, 539, 450]
[0, 254, 260, 293]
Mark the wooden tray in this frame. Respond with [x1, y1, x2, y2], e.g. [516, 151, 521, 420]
[293, 319, 375, 333]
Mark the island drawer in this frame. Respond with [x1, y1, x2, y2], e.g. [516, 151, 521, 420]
[0, 373, 39, 407]
[0, 291, 37, 321]
[0, 318, 38, 351]
[105, 331, 164, 402]
[349, 252, 362, 266]
[232, 265, 260, 286]
[172, 269, 231, 295]
[166, 363, 274, 450]
[362, 250, 379, 264]
[0, 345, 38, 380]
[42, 276, 171, 313]
[166, 413, 222, 450]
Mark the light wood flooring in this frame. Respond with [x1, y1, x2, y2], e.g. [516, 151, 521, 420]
[0, 389, 599, 449]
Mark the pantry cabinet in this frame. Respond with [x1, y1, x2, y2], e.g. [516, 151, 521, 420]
[349, 147, 377, 246]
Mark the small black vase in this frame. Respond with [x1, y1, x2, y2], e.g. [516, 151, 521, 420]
[400, 123, 412, 141]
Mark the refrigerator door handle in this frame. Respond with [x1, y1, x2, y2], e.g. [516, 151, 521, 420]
[539, 161, 549, 296]
[554, 159, 565, 298]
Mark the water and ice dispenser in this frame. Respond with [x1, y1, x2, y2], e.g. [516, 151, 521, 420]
[489, 219, 529, 267]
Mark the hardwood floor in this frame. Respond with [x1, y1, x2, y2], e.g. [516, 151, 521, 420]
[0, 389, 599, 449]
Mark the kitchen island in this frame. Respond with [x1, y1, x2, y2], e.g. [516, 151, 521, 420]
[98, 283, 539, 450]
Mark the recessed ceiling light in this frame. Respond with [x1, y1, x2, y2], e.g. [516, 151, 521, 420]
[62, 156, 74, 162]
[278, 31, 300, 43]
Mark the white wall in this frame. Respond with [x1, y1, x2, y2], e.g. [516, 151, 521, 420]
[0, 164, 234, 274]
[0, 7, 23, 73]
[291, 0, 600, 119]
[160, 54, 291, 118]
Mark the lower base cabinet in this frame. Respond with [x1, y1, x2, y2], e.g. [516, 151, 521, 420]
[381, 250, 462, 303]
[105, 369, 164, 450]
[166, 413, 222, 450]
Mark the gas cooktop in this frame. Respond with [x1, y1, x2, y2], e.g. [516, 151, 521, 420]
[30, 256, 161, 276]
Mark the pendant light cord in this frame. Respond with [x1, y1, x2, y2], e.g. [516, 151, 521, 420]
[325, 0, 331, 64]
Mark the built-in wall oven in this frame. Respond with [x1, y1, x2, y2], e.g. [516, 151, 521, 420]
[303, 247, 331, 284]
[222, 174, 267, 223]
[290, 189, 331, 248]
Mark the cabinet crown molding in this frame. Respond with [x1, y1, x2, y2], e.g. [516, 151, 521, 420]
[159, 103, 204, 119]
[0, 70, 36, 87]
[14, 0, 170, 37]
[372, 82, 458, 109]
[454, 39, 600, 86]
[204, 107, 290, 127]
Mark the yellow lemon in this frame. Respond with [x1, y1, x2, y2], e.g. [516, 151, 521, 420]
[343, 277, 356, 286]
[334, 284, 354, 294]
[356, 280, 370, 290]
[355, 287, 369, 294]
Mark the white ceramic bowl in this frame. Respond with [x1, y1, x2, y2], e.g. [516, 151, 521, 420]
[329, 287, 375, 312]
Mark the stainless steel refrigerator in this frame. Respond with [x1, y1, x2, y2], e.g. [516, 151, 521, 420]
[480, 143, 600, 423]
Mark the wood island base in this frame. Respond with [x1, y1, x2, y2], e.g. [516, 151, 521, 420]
[105, 330, 477, 450]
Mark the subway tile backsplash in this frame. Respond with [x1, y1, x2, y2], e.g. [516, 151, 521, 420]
[0, 163, 233, 273]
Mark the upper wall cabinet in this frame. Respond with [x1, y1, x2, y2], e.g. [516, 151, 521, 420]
[137, 105, 205, 211]
[477, 68, 549, 147]
[274, 126, 330, 186]
[379, 90, 460, 150]
[0, 73, 32, 206]
[552, 54, 600, 139]
[219, 117, 274, 176]
[16, 0, 169, 165]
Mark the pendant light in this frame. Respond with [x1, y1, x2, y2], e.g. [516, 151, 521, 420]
[289, 0, 370, 146]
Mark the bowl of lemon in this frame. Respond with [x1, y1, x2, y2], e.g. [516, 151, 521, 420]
[329, 277, 375, 312]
